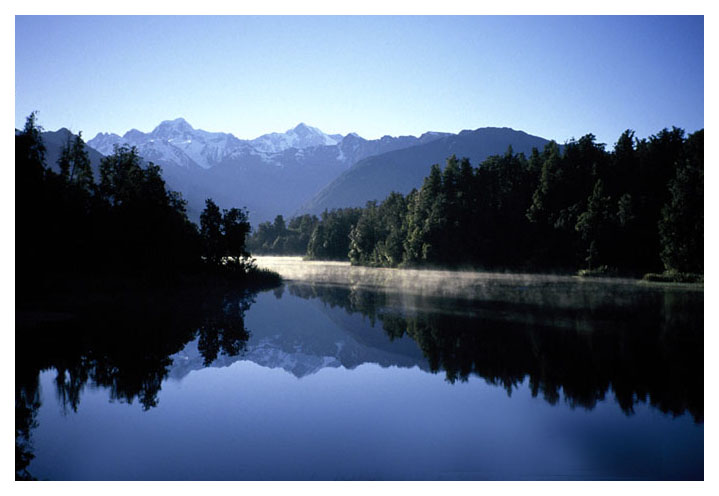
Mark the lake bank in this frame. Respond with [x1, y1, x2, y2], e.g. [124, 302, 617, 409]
[256, 255, 623, 282]
[253, 256, 703, 302]
[17, 265, 282, 328]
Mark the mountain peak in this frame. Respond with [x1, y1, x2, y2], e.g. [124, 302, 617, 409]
[123, 128, 145, 140]
[164, 117, 192, 126]
[249, 123, 341, 154]
[92, 131, 119, 139]
[289, 122, 319, 135]
[52, 127, 74, 139]
[343, 132, 362, 141]
[152, 118, 194, 137]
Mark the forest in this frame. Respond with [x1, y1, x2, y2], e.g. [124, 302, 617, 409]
[249, 127, 703, 279]
[16, 112, 283, 480]
[16, 112, 280, 303]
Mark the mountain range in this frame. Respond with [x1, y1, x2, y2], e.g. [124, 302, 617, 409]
[300, 127, 554, 214]
[168, 287, 428, 381]
[40, 127, 105, 180]
[32, 119, 557, 225]
[85, 118, 450, 223]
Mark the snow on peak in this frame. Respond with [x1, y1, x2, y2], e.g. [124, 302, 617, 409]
[289, 122, 320, 136]
[87, 132, 124, 155]
[151, 117, 195, 139]
[88, 118, 222, 169]
[86, 118, 366, 172]
[293, 122, 310, 131]
[250, 123, 341, 153]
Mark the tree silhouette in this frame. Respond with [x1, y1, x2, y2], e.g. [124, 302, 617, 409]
[659, 130, 703, 274]
[298, 125, 702, 278]
[200, 198, 224, 265]
[223, 207, 251, 262]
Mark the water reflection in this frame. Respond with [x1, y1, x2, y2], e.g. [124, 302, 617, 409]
[16, 268, 703, 480]
[16, 286, 257, 479]
[285, 281, 703, 422]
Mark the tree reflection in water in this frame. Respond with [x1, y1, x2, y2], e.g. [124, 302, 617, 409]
[15, 286, 257, 479]
[287, 281, 703, 423]
[16, 278, 703, 479]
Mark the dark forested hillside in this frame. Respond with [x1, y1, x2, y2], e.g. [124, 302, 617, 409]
[300, 127, 555, 215]
[262, 127, 703, 279]
[16, 113, 280, 301]
[36, 128, 105, 179]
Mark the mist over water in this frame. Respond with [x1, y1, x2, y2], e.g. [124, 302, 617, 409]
[254, 255, 701, 309]
[17, 256, 703, 480]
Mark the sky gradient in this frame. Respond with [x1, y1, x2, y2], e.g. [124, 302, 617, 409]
[15, 15, 703, 147]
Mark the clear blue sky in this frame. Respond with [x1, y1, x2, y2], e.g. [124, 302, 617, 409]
[15, 15, 703, 147]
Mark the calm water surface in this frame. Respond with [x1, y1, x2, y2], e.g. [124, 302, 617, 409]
[16, 257, 703, 480]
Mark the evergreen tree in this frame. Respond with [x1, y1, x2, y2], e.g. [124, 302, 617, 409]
[634, 127, 687, 272]
[472, 148, 535, 268]
[404, 163, 445, 265]
[223, 207, 251, 262]
[16, 113, 50, 278]
[98, 145, 144, 206]
[575, 179, 615, 270]
[658, 130, 703, 274]
[376, 192, 408, 266]
[527, 141, 563, 226]
[317, 127, 702, 277]
[200, 198, 224, 265]
[70, 132, 94, 191]
[526, 136, 608, 269]
[17, 111, 46, 175]
[272, 214, 286, 234]
[58, 137, 72, 180]
[348, 201, 380, 265]
[307, 208, 362, 260]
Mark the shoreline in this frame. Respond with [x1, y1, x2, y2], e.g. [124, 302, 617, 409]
[253, 255, 704, 292]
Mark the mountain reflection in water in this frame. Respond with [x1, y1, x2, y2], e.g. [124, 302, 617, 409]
[283, 281, 703, 421]
[16, 260, 703, 480]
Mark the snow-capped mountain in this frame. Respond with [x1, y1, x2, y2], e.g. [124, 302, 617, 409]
[250, 123, 343, 153]
[67, 118, 555, 226]
[87, 118, 449, 174]
[86, 132, 123, 155]
[84, 118, 451, 224]
[167, 288, 428, 381]
[88, 117, 254, 170]
[168, 337, 344, 380]
[88, 119, 346, 170]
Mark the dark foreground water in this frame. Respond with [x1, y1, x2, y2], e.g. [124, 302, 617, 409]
[16, 258, 703, 480]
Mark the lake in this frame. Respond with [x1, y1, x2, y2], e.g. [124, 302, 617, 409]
[16, 257, 703, 480]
